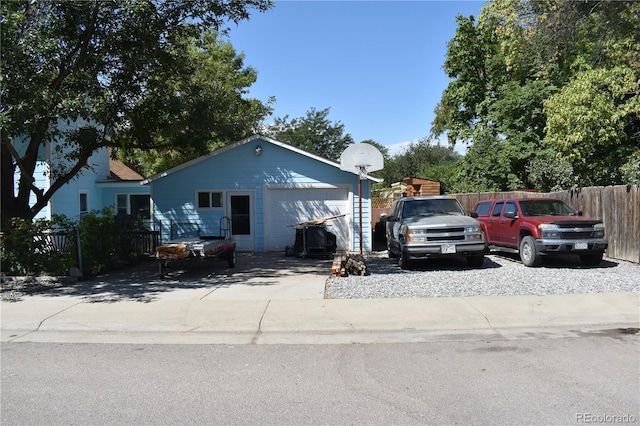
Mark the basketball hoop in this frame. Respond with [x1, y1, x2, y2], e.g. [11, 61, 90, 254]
[339, 143, 384, 254]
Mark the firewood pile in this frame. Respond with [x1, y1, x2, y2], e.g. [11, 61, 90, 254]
[331, 253, 367, 277]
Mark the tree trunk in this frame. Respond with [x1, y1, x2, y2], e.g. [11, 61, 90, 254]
[1, 148, 35, 225]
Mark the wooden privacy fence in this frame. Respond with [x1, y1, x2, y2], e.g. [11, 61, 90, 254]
[453, 185, 640, 264]
[371, 197, 395, 233]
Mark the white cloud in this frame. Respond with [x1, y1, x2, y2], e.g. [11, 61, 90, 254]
[385, 140, 417, 156]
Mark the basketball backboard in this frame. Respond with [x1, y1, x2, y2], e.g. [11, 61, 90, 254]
[339, 143, 384, 177]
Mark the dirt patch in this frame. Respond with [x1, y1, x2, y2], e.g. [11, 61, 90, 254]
[1, 275, 78, 301]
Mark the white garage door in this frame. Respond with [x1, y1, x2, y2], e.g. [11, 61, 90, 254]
[265, 187, 351, 252]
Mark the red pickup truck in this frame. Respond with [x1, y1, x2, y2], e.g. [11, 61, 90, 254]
[473, 198, 608, 266]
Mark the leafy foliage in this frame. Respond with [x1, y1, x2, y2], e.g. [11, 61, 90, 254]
[620, 151, 640, 186]
[1, 0, 273, 223]
[117, 30, 274, 176]
[0, 215, 76, 276]
[264, 107, 354, 162]
[379, 139, 461, 192]
[0, 208, 152, 276]
[544, 66, 640, 186]
[448, 132, 512, 193]
[76, 207, 150, 275]
[432, 14, 505, 146]
[525, 148, 575, 192]
[433, 0, 640, 191]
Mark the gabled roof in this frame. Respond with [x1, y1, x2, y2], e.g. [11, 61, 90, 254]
[141, 134, 383, 185]
[109, 158, 144, 181]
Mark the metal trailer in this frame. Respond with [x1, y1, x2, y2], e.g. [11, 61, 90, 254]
[155, 217, 236, 278]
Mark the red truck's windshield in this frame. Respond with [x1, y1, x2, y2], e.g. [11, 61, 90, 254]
[519, 200, 577, 216]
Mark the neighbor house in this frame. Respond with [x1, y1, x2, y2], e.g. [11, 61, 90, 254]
[46, 149, 150, 222]
[11, 119, 150, 222]
[142, 135, 383, 252]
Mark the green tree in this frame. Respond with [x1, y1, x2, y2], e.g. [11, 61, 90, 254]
[379, 138, 461, 192]
[534, 1, 640, 186]
[487, 79, 557, 189]
[544, 66, 639, 186]
[1, 0, 273, 223]
[433, 0, 640, 191]
[526, 147, 575, 192]
[448, 132, 511, 193]
[432, 14, 505, 147]
[265, 107, 354, 162]
[117, 30, 274, 176]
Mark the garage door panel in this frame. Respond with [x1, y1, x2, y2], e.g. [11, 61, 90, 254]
[267, 188, 351, 251]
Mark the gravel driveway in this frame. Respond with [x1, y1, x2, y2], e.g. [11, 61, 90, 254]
[325, 252, 640, 299]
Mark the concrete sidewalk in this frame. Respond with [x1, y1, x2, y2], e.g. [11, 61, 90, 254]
[1, 253, 638, 344]
[2, 292, 638, 344]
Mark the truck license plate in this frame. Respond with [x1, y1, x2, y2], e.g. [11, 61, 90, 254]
[575, 242, 588, 250]
[441, 244, 456, 254]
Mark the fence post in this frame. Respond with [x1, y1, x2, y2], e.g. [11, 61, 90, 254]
[75, 227, 84, 278]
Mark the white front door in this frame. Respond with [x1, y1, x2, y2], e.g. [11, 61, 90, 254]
[227, 191, 255, 251]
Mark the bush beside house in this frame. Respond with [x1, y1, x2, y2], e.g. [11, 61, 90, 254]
[0, 209, 157, 277]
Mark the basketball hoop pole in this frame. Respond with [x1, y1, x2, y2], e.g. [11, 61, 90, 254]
[358, 175, 363, 254]
[356, 165, 368, 255]
[339, 143, 384, 255]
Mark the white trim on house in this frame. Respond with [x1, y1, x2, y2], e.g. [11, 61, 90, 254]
[226, 189, 256, 251]
[95, 181, 145, 188]
[79, 190, 89, 216]
[195, 189, 224, 211]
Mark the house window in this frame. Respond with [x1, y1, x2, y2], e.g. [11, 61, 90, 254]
[116, 194, 150, 219]
[79, 191, 89, 216]
[116, 194, 128, 215]
[130, 195, 150, 219]
[197, 191, 223, 209]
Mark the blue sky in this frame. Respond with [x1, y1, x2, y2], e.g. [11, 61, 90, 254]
[226, 0, 485, 155]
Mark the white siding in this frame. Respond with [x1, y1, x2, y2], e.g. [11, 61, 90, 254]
[264, 186, 352, 252]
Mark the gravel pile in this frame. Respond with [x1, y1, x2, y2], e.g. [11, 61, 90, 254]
[325, 252, 640, 299]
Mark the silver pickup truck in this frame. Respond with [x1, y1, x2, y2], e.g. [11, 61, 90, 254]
[385, 196, 487, 269]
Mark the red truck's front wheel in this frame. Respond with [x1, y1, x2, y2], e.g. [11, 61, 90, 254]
[520, 236, 541, 267]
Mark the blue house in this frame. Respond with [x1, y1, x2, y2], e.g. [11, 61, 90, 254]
[142, 135, 382, 253]
[47, 149, 150, 221]
[13, 119, 150, 222]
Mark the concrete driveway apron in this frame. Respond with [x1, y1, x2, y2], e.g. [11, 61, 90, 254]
[99, 251, 331, 302]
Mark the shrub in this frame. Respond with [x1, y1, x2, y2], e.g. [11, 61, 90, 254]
[77, 207, 151, 275]
[0, 209, 151, 276]
[0, 216, 76, 276]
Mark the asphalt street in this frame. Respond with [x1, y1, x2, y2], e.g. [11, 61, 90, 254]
[2, 334, 639, 425]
